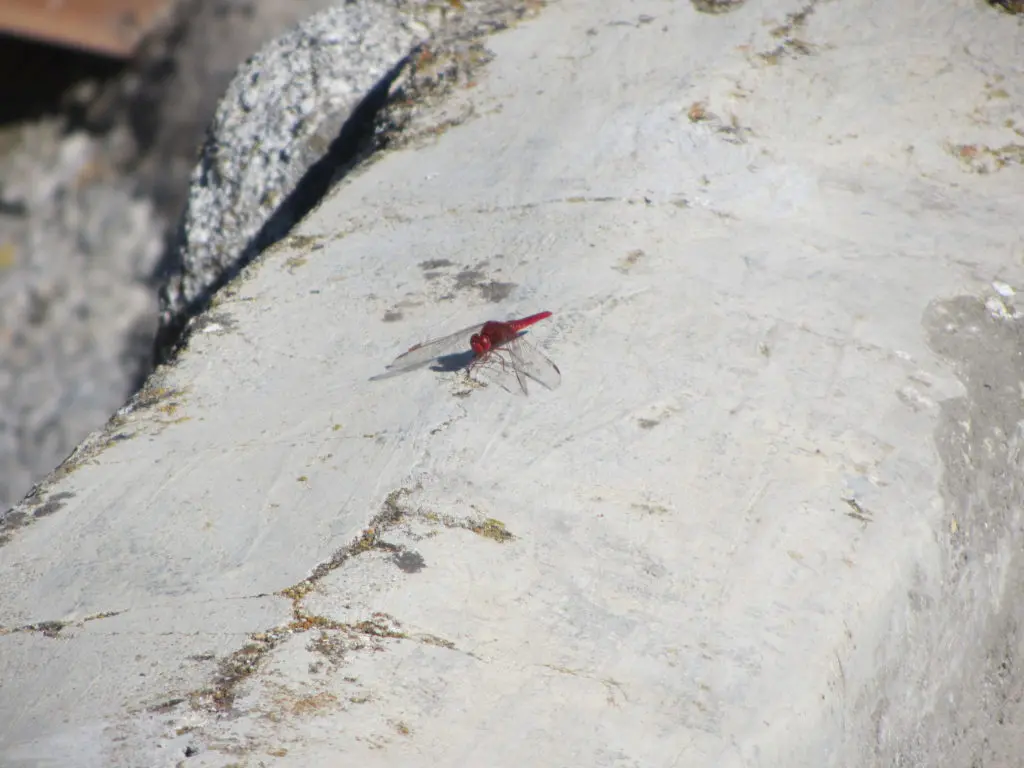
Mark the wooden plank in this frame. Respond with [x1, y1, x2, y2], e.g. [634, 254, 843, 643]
[0, 0, 175, 57]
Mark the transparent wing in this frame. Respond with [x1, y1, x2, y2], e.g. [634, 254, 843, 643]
[470, 336, 561, 394]
[370, 322, 484, 381]
[506, 337, 562, 391]
[470, 354, 528, 394]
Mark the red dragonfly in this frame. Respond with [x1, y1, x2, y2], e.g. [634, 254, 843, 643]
[372, 311, 561, 394]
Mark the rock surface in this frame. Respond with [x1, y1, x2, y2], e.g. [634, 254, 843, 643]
[3, 0, 1024, 766]
[0, 0, 404, 513]
[0, 118, 163, 510]
[125, 0, 351, 223]
[155, 1, 426, 358]
[154, 0, 544, 359]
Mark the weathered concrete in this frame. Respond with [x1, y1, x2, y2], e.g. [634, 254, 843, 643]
[2, 0, 1024, 765]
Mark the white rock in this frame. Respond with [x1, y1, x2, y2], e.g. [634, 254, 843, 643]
[3, 0, 1024, 766]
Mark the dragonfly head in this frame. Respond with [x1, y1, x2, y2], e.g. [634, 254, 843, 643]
[470, 333, 491, 356]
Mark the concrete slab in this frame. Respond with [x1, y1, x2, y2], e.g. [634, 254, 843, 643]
[3, 0, 1024, 765]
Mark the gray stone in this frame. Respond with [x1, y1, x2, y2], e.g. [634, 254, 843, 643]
[0, 0, 419, 512]
[4, 0, 1024, 766]
[0, 119, 162, 511]
[155, 2, 427, 358]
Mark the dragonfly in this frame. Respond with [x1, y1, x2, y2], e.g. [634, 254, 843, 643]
[371, 311, 561, 395]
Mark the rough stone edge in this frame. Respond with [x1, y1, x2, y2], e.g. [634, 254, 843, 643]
[0, 0, 547, 567]
[153, 1, 548, 365]
[153, 2, 428, 362]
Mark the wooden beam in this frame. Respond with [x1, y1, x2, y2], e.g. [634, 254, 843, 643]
[0, 0, 175, 58]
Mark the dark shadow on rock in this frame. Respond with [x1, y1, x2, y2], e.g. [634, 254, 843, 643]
[430, 351, 477, 373]
[121, 309, 162, 397]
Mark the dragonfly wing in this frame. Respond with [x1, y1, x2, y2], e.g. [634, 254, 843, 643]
[506, 337, 561, 391]
[470, 354, 529, 394]
[470, 337, 560, 394]
[382, 323, 482, 372]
